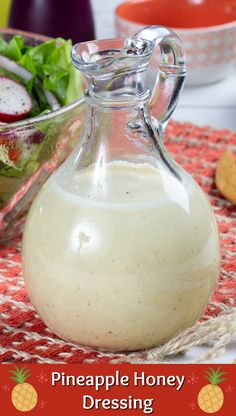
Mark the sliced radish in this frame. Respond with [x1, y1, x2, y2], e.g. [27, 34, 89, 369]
[43, 88, 61, 111]
[0, 76, 32, 123]
[0, 55, 33, 81]
[0, 55, 61, 114]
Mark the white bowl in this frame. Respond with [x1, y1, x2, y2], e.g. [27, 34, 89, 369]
[115, 0, 236, 86]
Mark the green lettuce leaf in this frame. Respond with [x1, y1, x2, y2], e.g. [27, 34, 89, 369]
[18, 37, 82, 107]
[0, 35, 83, 115]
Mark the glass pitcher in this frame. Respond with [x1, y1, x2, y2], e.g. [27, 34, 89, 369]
[22, 26, 220, 352]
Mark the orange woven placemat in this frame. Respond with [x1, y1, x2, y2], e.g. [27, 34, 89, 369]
[0, 120, 236, 363]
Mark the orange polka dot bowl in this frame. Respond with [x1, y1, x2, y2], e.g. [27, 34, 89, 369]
[115, 0, 236, 86]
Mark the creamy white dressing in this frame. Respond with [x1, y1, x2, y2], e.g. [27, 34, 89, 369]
[22, 162, 220, 351]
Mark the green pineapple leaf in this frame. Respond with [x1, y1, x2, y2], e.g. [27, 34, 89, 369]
[215, 367, 222, 375]
[205, 367, 227, 386]
[9, 366, 31, 384]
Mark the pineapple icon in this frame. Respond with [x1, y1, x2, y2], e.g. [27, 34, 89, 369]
[197, 367, 227, 414]
[9, 366, 38, 412]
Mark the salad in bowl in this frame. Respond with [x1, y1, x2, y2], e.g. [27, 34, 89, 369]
[0, 29, 85, 241]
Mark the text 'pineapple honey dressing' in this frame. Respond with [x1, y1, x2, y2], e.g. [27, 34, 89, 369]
[22, 161, 220, 351]
[50, 371, 186, 414]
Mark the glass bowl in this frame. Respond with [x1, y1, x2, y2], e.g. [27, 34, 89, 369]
[0, 28, 85, 241]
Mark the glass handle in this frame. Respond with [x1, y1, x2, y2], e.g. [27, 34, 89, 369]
[133, 25, 187, 135]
